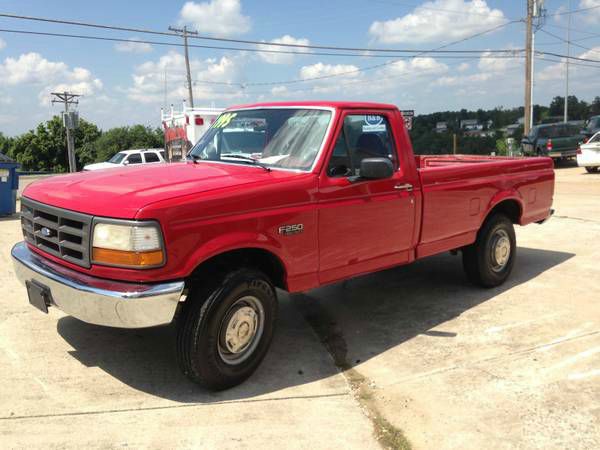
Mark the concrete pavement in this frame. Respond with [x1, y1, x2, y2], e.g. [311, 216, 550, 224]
[1, 164, 599, 449]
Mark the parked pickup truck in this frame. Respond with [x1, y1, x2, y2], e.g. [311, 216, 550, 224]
[12, 102, 555, 390]
[521, 122, 584, 159]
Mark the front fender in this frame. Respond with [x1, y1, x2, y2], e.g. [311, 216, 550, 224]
[181, 230, 287, 277]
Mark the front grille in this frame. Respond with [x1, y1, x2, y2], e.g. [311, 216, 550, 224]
[20, 197, 92, 268]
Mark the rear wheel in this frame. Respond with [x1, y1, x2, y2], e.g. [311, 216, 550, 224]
[585, 166, 599, 173]
[463, 214, 516, 288]
[176, 268, 278, 390]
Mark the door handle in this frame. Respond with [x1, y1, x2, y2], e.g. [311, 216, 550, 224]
[394, 183, 413, 192]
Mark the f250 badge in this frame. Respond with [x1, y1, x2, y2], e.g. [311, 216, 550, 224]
[278, 224, 304, 236]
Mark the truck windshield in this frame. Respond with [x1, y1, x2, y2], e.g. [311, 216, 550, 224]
[108, 152, 127, 164]
[189, 108, 332, 171]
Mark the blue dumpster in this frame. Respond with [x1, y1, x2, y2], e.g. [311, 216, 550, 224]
[0, 152, 19, 216]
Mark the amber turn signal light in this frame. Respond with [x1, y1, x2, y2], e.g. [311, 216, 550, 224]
[92, 247, 164, 268]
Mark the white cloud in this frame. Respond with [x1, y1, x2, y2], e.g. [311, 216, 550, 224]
[538, 46, 600, 82]
[270, 86, 289, 96]
[127, 50, 244, 104]
[580, 0, 600, 23]
[0, 52, 103, 105]
[458, 62, 470, 72]
[114, 37, 153, 53]
[258, 35, 310, 65]
[478, 50, 512, 73]
[0, 38, 5, 50]
[369, 0, 506, 44]
[295, 63, 362, 94]
[300, 62, 360, 81]
[0, 53, 68, 85]
[179, 0, 250, 37]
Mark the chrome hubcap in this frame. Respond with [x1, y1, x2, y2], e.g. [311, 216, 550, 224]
[218, 296, 264, 365]
[491, 229, 511, 272]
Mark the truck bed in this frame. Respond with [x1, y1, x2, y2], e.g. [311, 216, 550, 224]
[413, 154, 555, 258]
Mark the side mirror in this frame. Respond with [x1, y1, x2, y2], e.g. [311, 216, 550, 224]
[123, 160, 130, 165]
[359, 158, 394, 180]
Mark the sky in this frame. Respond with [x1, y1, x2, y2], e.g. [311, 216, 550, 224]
[0, 0, 599, 135]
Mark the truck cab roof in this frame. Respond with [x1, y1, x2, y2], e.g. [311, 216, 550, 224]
[226, 101, 399, 111]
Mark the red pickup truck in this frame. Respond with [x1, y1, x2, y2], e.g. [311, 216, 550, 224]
[12, 101, 554, 390]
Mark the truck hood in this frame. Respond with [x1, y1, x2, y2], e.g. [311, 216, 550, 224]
[24, 162, 298, 218]
[83, 162, 121, 171]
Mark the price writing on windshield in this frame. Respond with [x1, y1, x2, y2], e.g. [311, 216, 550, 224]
[212, 112, 238, 129]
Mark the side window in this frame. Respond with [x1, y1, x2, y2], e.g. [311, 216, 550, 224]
[327, 114, 397, 177]
[160, 151, 166, 160]
[144, 152, 160, 163]
[127, 153, 142, 164]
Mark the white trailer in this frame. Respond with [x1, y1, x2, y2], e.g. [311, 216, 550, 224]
[161, 103, 223, 161]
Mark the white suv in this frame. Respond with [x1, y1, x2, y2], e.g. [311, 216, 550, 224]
[83, 149, 166, 171]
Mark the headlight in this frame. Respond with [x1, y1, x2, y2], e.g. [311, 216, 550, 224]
[92, 220, 165, 268]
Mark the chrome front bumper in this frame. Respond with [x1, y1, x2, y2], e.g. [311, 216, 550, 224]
[11, 242, 185, 328]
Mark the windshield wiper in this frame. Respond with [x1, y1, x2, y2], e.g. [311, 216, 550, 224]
[187, 154, 201, 164]
[220, 154, 271, 172]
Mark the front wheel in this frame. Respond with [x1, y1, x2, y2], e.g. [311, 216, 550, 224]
[462, 214, 516, 288]
[585, 166, 599, 173]
[176, 268, 278, 390]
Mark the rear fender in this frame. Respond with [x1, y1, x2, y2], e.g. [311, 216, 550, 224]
[483, 191, 524, 226]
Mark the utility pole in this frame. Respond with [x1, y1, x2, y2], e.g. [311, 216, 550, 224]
[564, 0, 571, 123]
[524, 0, 534, 135]
[169, 25, 197, 108]
[524, 0, 546, 135]
[51, 91, 81, 173]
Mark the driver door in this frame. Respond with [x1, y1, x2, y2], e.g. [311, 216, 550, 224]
[317, 110, 416, 284]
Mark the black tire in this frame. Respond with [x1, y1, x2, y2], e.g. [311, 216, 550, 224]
[462, 214, 516, 288]
[176, 268, 278, 390]
[585, 166, 599, 173]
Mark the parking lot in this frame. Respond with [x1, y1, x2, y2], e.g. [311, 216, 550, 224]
[1, 164, 599, 449]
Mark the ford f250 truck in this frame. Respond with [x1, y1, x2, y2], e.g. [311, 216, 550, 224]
[12, 102, 555, 390]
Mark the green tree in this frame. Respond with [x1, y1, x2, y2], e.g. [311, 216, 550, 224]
[0, 132, 13, 158]
[91, 125, 164, 162]
[7, 116, 101, 172]
[549, 95, 590, 120]
[590, 97, 600, 116]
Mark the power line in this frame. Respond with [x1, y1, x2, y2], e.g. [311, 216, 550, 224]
[371, 0, 519, 20]
[544, 22, 600, 38]
[538, 28, 600, 55]
[547, 3, 600, 16]
[536, 50, 600, 64]
[246, 20, 524, 87]
[0, 12, 521, 54]
[0, 28, 524, 58]
[0, 20, 527, 89]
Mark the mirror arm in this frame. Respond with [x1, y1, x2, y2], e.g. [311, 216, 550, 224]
[347, 175, 364, 183]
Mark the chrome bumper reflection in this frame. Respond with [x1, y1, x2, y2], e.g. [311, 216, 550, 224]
[11, 242, 185, 328]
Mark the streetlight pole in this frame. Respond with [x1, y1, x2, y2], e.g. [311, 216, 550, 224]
[524, 0, 534, 135]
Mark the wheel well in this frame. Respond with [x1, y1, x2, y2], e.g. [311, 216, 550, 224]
[189, 248, 287, 291]
[488, 199, 522, 224]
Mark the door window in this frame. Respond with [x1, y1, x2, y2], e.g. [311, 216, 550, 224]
[127, 154, 142, 164]
[327, 114, 397, 177]
[144, 152, 160, 163]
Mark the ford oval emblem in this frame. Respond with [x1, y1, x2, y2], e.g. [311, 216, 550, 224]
[41, 227, 52, 237]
